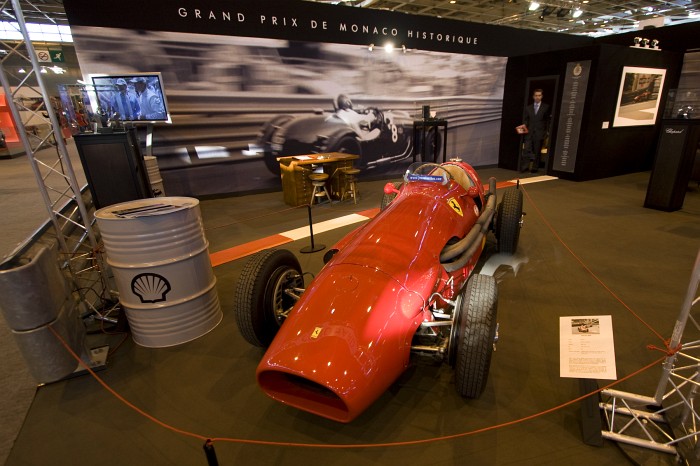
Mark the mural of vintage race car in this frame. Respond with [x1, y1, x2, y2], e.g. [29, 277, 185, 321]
[234, 160, 524, 422]
[258, 95, 440, 175]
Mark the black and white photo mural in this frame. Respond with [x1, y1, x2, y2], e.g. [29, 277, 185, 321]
[66, 1, 507, 196]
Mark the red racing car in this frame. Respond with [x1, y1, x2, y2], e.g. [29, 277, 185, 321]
[234, 160, 523, 422]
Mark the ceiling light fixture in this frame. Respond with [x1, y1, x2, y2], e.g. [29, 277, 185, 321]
[572, 8, 583, 18]
[529, 2, 540, 11]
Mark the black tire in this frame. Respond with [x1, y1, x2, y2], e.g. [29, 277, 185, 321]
[455, 274, 498, 398]
[322, 248, 338, 264]
[495, 188, 523, 254]
[234, 249, 303, 347]
[380, 182, 402, 211]
[330, 135, 361, 156]
[263, 151, 282, 177]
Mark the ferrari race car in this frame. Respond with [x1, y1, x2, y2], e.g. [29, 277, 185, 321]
[234, 160, 523, 422]
[257, 95, 439, 175]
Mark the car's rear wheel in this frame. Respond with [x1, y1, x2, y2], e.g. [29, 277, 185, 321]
[455, 274, 498, 398]
[380, 182, 402, 211]
[234, 249, 303, 347]
[495, 188, 523, 254]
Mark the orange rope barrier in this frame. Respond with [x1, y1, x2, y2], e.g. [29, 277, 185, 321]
[519, 183, 671, 351]
[47, 323, 664, 449]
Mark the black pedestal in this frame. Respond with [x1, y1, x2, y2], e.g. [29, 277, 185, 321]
[644, 120, 700, 212]
[74, 129, 152, 209]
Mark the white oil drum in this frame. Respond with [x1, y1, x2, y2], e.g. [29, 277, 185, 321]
[95, 197, 222, 348]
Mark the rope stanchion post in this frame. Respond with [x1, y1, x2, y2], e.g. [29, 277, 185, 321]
[300, 204, 325, 254]
[203, 439, 219, 466]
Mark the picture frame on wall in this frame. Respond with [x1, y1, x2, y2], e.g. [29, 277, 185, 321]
[612, 66, 666, 127]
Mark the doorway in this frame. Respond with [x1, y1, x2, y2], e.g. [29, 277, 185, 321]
[521, 75, 559, 172]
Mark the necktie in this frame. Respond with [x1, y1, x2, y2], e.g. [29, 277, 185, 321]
[535, 103, 539, 114]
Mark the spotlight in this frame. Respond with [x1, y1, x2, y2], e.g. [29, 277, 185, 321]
[368, 43, 374, 52]
[18, 67, 26, 73]
[528, 2, 540, 11]
[384, 43, 394, 53]
[572, 8, 583, 18]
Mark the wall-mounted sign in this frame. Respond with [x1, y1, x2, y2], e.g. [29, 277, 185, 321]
[49, 49, 65, 63]
[552, 60, 591, 174]
[612, 66, 667, 128]
[62, 0, 591, 57]
[35, 49, 51, 63]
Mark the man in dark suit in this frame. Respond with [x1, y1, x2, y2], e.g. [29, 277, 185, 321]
[521, 89, 550, 173]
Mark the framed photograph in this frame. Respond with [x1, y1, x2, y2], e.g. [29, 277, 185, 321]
[613, 66, 666, 127]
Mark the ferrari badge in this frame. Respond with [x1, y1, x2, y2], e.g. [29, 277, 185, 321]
[311, 327, 323, 339]
[447, 197, 463, 217]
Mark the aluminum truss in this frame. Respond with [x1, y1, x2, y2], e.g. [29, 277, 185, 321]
[0, 0, 110, 314]
[600, 249, 700, 461]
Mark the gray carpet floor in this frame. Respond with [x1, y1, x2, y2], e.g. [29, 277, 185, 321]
[2, 148, 700, 465]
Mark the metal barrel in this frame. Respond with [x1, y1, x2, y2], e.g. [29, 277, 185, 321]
[95, 197, 222, 348]
[0, 243, 85, 383]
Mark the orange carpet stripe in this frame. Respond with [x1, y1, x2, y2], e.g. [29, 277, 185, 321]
[210, 177, 552, 266]
[358, 207, 380, 218]
[209, 235, 291, 267]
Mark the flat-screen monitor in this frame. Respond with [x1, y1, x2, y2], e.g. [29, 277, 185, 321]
[90, 73, 171, 124]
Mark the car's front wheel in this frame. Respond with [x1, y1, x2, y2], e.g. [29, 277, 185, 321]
[259, 115, 294, 176]
[234, 249, 303, 347]
[454, 273, 498, 398]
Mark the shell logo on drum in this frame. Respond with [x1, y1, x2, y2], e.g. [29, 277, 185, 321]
[131, 273, 172, 303]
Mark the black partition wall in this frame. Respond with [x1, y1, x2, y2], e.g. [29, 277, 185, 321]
[62, 0, 697, 193]
[500, 44, 684, 181]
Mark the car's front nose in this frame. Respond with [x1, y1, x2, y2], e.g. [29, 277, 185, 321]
[256, 263, 424, 422]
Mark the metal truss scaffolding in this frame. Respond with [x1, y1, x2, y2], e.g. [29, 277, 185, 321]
[600, 249, 700, 462]
[0, 0, 109, 312]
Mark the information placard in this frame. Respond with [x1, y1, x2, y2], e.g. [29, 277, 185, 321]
[560, 315, 617, 380]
